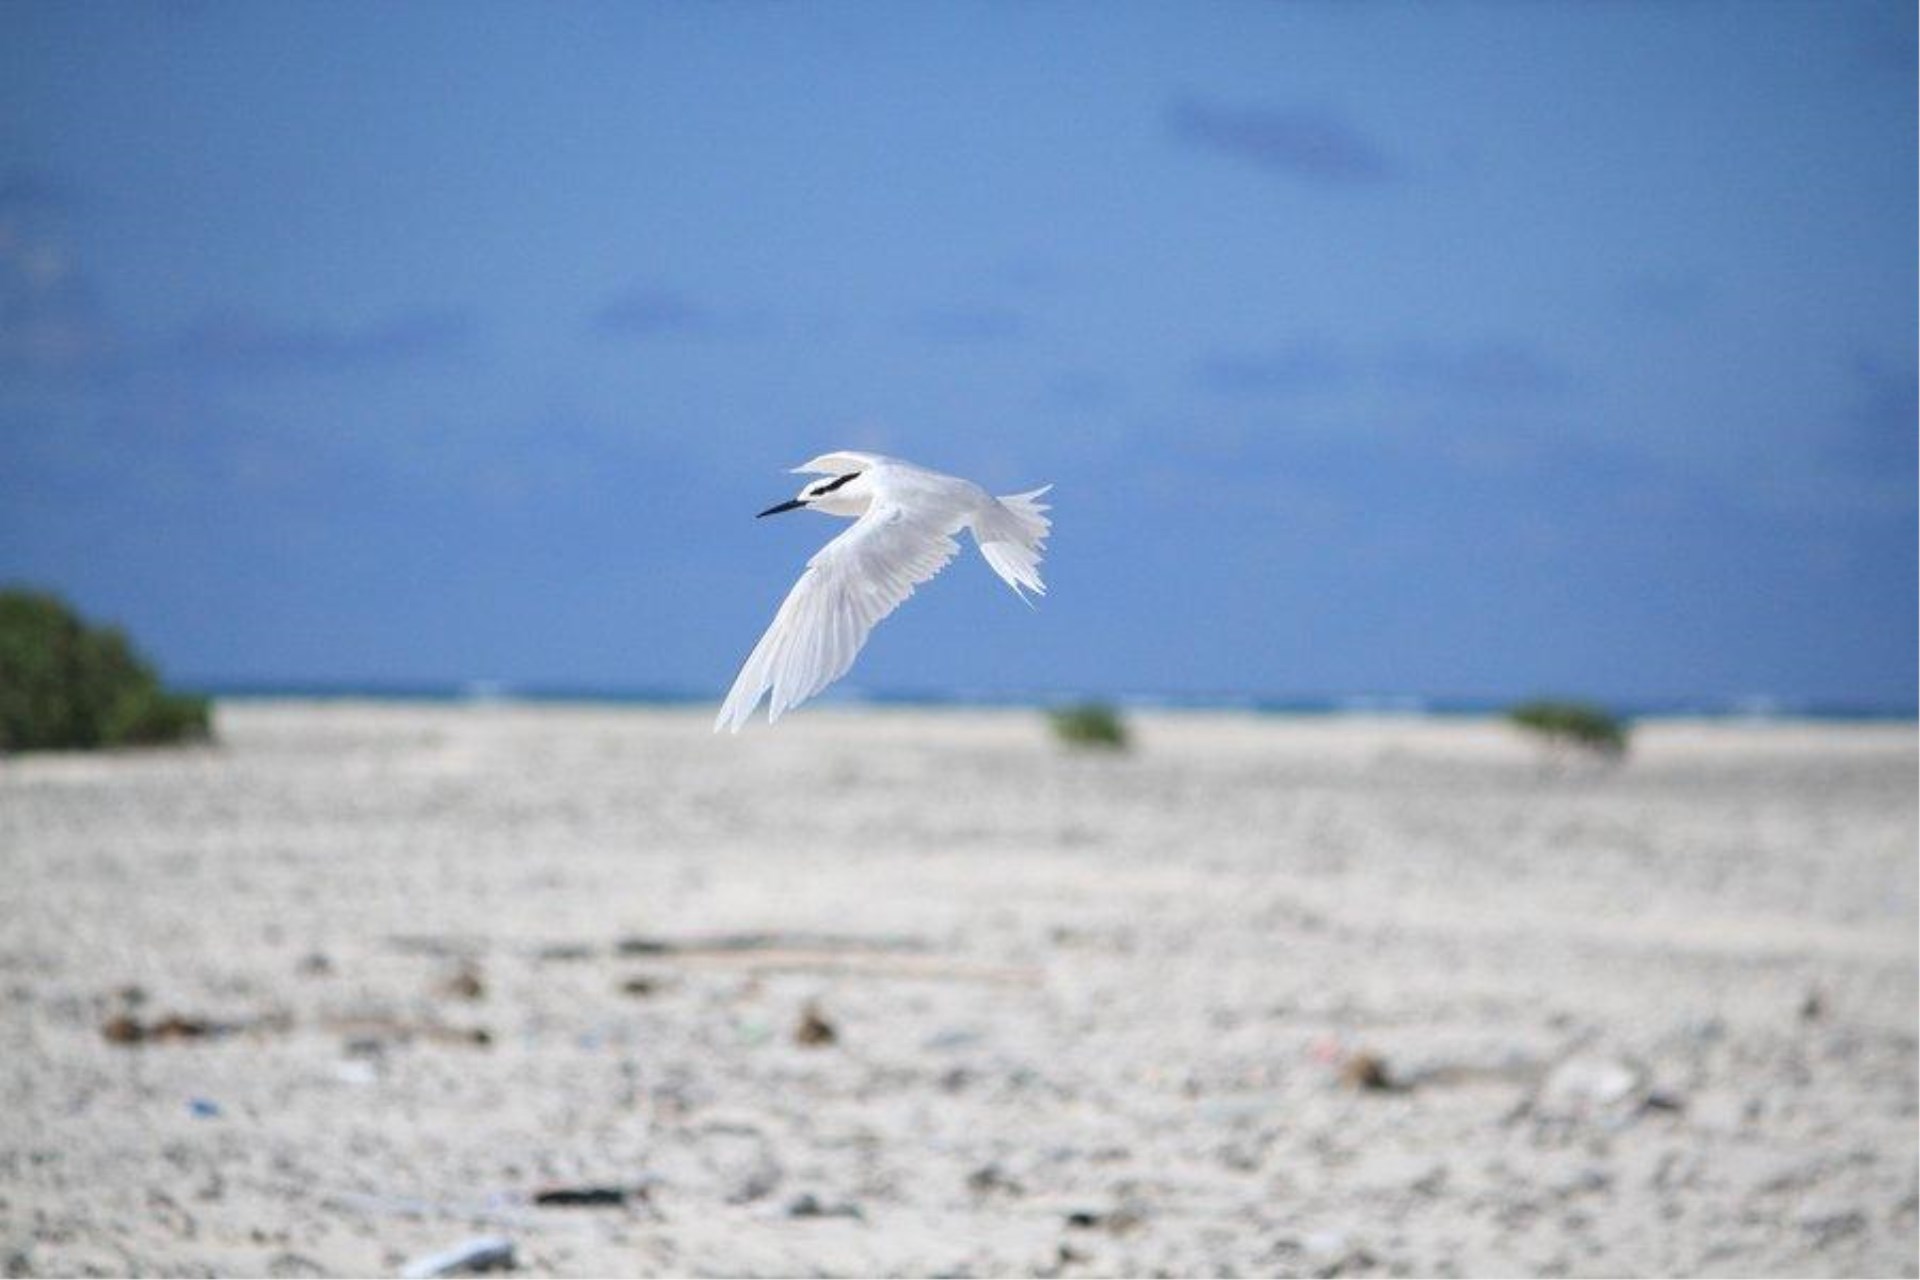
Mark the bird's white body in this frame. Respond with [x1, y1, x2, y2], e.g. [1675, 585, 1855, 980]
[715, 451, 1051, 732]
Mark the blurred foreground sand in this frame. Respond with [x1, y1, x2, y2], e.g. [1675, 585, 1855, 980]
[2, 702, 1915, 1277]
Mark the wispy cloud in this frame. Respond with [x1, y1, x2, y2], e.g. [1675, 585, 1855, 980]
[588, 286, 777, 341]
[1169, 96, 1395, 184]
[902, 305, 1026, 343]
[1851, 5, 1917, 75]
[0, 166, 79, 216]
[177, 308, 474, 375]
[1832, 353, 1919, 477]
[0, 167, 117, 379]
[1193, 341, 1349, 396]
[995, 256, 1073, 296]
[1380, 340, 1572, 398]
[1195, 337, 1571, 400]
[590, 287, 713, 338]
[1039, 370, 1119, 411]
[1616, 270, 1715, 321]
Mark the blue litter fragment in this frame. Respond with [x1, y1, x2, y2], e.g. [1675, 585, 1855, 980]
[400, 1236, 515, 1278]
[187, 1097, 221, 1117]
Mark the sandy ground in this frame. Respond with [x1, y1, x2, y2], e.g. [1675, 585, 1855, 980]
[1, 701, 1914, 1278]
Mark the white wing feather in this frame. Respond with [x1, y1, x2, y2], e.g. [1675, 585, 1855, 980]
[714, 499, 961, 732]
[791, 450, 884, 476]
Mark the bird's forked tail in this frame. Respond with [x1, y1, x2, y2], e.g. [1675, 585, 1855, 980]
[971, 485, 1052, 601]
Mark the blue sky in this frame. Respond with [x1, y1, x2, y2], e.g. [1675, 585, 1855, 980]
[3, 1, 1914, 708]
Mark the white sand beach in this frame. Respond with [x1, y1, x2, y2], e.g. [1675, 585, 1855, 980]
[2, 702, 1914, 1277]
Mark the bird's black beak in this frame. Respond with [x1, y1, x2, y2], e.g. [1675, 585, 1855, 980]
[756, 498, 807, 518]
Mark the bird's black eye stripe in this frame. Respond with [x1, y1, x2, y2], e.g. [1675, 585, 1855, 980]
[811, 471, 861, 497]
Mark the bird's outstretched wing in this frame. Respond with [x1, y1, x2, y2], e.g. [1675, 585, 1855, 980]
[715, 500, 960, 732]
[790, 450, 883, 476]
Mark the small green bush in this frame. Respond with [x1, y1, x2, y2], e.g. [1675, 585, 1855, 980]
[0, 588, 211, 752]
[1048, 701, 1129, 751]
[1506, 698, 1628, 759]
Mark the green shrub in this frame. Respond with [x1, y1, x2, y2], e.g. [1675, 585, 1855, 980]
[0, 588, 211, 752]
[1506, 698, 1628, 759]
[1048, 701, 1129, 751]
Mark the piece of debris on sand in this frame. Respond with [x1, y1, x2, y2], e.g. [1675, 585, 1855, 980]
[532, 1185, 635, 1208]
[101, 1011, 287, 1046]
[438, 965, 486, 1001]
[794, 1000, 837, 1047]
[1338, 1050, 1403, 1093]
[399, 1235, 515, 1278]
[787, 1192, 864, 1219]
[323, 1016, 494, 1050]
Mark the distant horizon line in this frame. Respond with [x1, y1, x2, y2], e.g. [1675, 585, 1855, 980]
[174, 677, 1919, 722]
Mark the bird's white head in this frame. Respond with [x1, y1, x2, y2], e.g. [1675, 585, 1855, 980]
[757, 467, 871, 520]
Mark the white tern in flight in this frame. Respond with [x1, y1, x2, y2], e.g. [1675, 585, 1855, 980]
[715, 451, 1051, 731]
